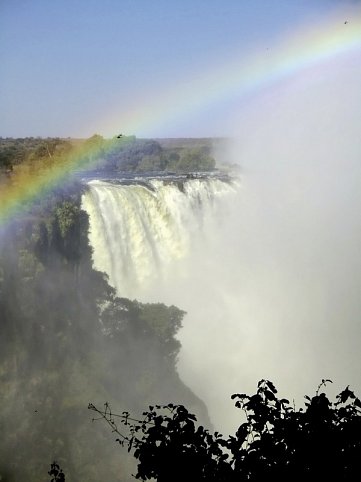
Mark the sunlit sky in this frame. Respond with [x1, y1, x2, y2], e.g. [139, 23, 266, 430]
[0, 0, 360, 138]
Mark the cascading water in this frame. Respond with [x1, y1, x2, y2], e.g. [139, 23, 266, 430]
[82, 165, 361, 436]
[81, 177, 238, 299]
[81, 176, 243, 432]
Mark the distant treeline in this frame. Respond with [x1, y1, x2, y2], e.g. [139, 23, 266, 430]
[0, 135, 216, 175]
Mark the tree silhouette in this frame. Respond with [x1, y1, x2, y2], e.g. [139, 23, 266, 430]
[90, 379, 361, 481]
[48, 462, 65, 481]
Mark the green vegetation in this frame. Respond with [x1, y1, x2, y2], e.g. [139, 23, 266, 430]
[83, 135, 216, 172]
[0, 135, 216, 178]
[0, 181, 208, 481]
[0, 137, 72, 171]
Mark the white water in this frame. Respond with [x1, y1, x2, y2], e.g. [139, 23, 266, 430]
[82, 172, 361, 435]
[81, 178, 238, 298]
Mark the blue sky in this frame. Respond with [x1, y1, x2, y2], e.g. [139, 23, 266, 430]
[0, 0, 360, 138]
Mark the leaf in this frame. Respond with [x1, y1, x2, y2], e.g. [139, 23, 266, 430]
[265, 389, 276, 401]
[231, 393, 247, 400]
[267, 381, 277, 394]
[337, 386, 356, 404]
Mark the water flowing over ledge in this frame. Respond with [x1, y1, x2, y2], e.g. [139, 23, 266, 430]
[81, 175, 240, 299]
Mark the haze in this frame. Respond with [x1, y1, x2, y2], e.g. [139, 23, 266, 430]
[1, 0, 361, 436]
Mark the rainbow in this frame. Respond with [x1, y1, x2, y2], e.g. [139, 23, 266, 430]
[101, 11, 361, 136]
[1, 11, 361, 227]
[0, 137, 133, 226]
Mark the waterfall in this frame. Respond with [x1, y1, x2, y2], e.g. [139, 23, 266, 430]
[82, 168, 361, 435]
[81, 177, 238, 299]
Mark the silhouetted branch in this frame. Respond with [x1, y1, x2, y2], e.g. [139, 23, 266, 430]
[91, 380, 361, 481]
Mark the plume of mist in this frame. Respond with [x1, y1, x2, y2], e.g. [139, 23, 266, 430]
[79, 42, 361, 436]
[137, 51, 361, 434]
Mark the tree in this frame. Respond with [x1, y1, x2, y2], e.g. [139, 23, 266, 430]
[90, 379, 361, 481]
[168, 146, 216, 172]
[0, 186, 204, 481]
[48, 462, 65, 482]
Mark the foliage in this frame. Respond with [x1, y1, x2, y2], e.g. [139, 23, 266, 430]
[0, 185, 206, 481]
[101, 299, 184, 364]
[92, 136, 216, 173]
[91, 379, 361, 481]
[0, 137, 72, 171]
[0, 136, 217, 183]
[48, 462, 65, 482]
[167, 145, 215, 172]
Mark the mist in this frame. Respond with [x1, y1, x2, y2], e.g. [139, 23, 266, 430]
[116, 52, 361, 434]
[1, 2, 361, 479]
[188, 66, 361, 432]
